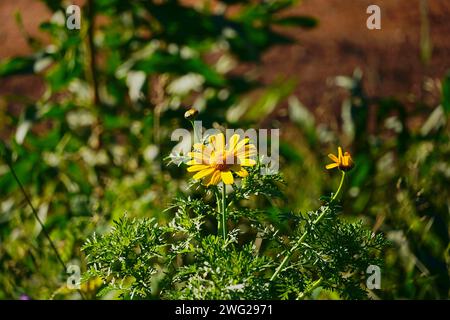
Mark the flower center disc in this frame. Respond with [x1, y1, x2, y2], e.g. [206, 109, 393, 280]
[212, 153, 235, 171]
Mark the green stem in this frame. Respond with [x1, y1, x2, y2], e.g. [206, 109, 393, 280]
[3, 151, 86, 299]
[222, 183, 227, 240]
[331, 170, 346, 202]
[214, 188, 221, 234]
[6, 161, 66, 270]
[297, 278, 322, 300]
[270, 171, 346, 282]
[86, 0, 100, 106]
[190, 120, 201, 145]
[189, 120, 195, 141]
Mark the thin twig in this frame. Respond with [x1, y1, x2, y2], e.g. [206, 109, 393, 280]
[5, 160, 67, 270]
[297, 278, 323, 300]
[2, 144, 86, 299]
[86, 0, 100, 106]
[270, 171, 346, 282]
[222, 183, 227, 240]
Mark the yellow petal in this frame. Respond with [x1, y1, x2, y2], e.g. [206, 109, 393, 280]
[342, 156, 348, 166]
[203, 170, 217, 186]
[227, 134, 240, 152]
[234, 138, 250, 152]
[205, 170, 222, 186]
[187, 164, 210, 172]
[239, 158, 256, 166]
[338, 147, 343, 161]
[193, 143, 205, 151]
[326, 163, 339, 169]
[237, 143, 256, 151]
[189, 152, 208, 164]
[328, 153, 339, 163]
[191, 146, 214, 162]
[221, 171, 234, 185]
[233, 167, 248, 177]
[187, 160, 200, 165]
[346, 153, 354, 165]
[236, 147, 257, 159]
[203, 146, 215, 158]
[193, 168, 216, 180]
[214, 133, 225, 152]
[203, 170, 220, 187]
[344, 152, 353, 163]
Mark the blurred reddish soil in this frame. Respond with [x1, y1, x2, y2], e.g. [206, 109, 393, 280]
[1, 0, 449, 121]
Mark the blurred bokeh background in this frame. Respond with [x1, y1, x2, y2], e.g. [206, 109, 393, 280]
[0, 0, 449, 299]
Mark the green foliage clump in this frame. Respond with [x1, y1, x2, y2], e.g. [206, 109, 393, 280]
[0, 0, 316, 299]
[1, 0, 448, 301]
[82, 163, 386, 300]
[82, 217, 166, 299]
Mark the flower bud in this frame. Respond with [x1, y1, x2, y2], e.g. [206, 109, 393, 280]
[184, 108, 199, 120]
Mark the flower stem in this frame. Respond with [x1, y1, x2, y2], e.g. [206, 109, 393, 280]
[6, 161, 66, 270]
[3, 150, 87, 300]
[189, 120, 202, 145]
[331, 170, 346, 202]
[86, 0, 100, 106]
[214, 189, 221, 234]
[270, 171, 346, 282]
[297, 278, 323, 299]
[221, 183, 227, 240]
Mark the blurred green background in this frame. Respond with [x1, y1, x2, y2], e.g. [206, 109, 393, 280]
[0, 0, 448, 299]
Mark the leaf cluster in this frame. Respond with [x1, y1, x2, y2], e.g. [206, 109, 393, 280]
[83, 170, 387, 299]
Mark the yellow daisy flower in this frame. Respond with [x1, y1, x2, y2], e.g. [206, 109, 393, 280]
[326, 146, 354, 171]
[187, 133, 257, 186]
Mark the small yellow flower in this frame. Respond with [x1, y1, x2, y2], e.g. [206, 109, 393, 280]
[326, 146, 354, 171]
[187, 133, 257, 186]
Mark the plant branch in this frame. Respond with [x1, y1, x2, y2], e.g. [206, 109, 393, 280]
[5, 160, 67, 270]
[270, 171, 346, 282]
[1, 143, 86, 299]
[86, 0, 100, 106]
[222, 183, 227, 240]
[297, 278, 323, 299]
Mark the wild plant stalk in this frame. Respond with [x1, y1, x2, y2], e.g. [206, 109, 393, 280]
[83, 143, 386, 299]
[1, 143, 86, 299]
[270, 170, 346, 282]
[85, 0, 100, 106]
[5, 159, 67, 270]
[419, 0, 432, 65]
[297, 278, 322, 299]
[188, 118, 227, 240]
[214, 188, 221, 235]
[221, 184, 227, 240]
[212, 182, 228, 240]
